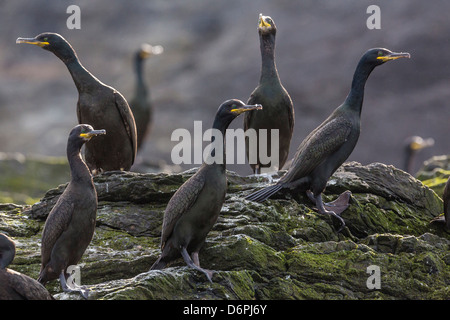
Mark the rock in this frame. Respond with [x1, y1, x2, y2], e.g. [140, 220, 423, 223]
[1, 161, 449, 300]
[416, 155, 450, 196]
[0, 152, 69, 205]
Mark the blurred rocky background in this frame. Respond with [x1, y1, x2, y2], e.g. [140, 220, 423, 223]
[0, 0, 448, 188]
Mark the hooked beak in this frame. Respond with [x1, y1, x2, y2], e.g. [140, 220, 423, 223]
[377, 51, 411, 62]
[139, 43, 164, 59]
[258, 13, 271, 28]
[16, 37, 49, 47]
[80, 129, 106, 140]
[231, 104, 263, 115]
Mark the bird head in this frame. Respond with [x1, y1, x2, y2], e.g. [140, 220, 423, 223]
[258, 13, 276, 35]
[16, 32, 77, 62]
[213, 99, 262, 131]
[138, 43, 164, 60]
[364, 48, 410, 66]
[69, 124, 106, 148]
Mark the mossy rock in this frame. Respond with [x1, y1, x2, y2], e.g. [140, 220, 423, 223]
[2, 161, 449, 300]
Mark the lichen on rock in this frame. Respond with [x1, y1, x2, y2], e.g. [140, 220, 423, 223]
[1, 159, 449, 300]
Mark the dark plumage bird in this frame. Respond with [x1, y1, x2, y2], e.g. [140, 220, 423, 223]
[38, 124, 105, 298]
[246, 48, 410, 231]
[151, 100, 262, 281]
[129, 43, 163, 152]
[244, 13, 294, 174]
[16, 33, 137, 174]
[403, 136, 434, 174]
[0, 233, 53, 300]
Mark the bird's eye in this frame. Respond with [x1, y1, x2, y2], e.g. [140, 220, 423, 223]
[378, 51, 384, 56]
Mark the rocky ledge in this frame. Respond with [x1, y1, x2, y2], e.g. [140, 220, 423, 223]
[1, 161, 449, 300]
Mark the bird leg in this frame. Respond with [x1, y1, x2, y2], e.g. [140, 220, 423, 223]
[307, 191, 346, 232]
[191, 252, 200, 267]
[59, 271, 90, 299]
[306, 190, 351, 216]
[180, 247, 214, 283]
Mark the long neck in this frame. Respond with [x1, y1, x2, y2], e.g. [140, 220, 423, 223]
[207, 116, 232, 170]
[259, 32, 279, 84]
[344, 59, 376, 114]
[55, 46, 101, 93]
[134, 55, 148, 98]
[67, 143, 93, 184]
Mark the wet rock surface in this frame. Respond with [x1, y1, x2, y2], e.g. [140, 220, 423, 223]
[1, 160, 448, 300]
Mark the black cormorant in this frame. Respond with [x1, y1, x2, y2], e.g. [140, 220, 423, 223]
[246, 48, 410, 231]
[38, 124, 105, 298]
[129, 43, 163, 151]
[16, 33, 137, 174]
[151, 100, 262, 281]
[403, 135, 434, 174]
[244, 14, 294, 174]
[0, 233, 53, 300]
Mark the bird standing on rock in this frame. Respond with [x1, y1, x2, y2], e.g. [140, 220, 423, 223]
[151, 100, 262, 282]
[129, 43, 163, 152]
[16, 33, 137, 174]
[37, 124, 105, 298]
[244, 13, 294, 174]
[0, 233, 53, 300]
[246, 48, 410, 232]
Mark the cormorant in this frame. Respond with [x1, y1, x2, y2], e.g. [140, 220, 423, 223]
[16, 33, 137, 174]
[403, 135, 434, 174]
[151, 99, 262, 281]
[246, 48, 410, 231]
[129, 43, 163, 152]
[38, 124, 105, 298]
[0, 233, 53, 300]
[244, 13, 294, 174]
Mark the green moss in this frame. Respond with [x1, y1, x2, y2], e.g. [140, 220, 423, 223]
[418, 168, 450, 196]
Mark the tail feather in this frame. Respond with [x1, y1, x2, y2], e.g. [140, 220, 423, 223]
[150, 257, 166, 270]
[245, 184, 283, 202]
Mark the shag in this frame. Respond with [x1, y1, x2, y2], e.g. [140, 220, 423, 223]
[129, 43, 163, 151]
[244, 13, 294, 174]
[403, 136, 434, 174]
[151, 100, 262, 281]
[38, 124, 105, 298]
[246, 48, 410, 231]
[16, 33, 137, 174]
[0, 233, 53, 300]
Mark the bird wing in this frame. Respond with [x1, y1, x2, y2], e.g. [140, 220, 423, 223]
[160, 170, 206, 250]
[284, 93, 295, 138]
[113, 90, 138, 164]
[7, 269, 53, 300]
[40, 195, 74, 268]
[280, 116, 352, 183]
